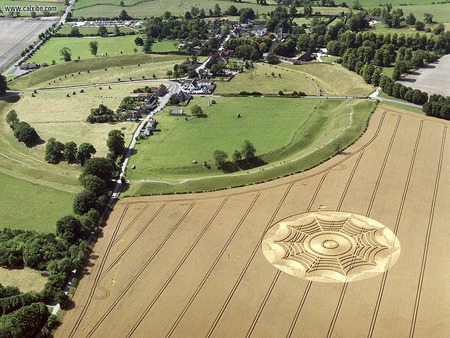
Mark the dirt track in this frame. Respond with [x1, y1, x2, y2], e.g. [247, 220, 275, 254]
[57, 105, 450, 338]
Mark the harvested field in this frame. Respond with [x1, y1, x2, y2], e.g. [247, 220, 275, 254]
[400, 54, 450, 97]
[57, 105, 450, 338]
[0, 18, 56, 71]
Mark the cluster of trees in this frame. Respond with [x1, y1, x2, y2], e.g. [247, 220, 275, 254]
[224, 36, 271, 61]
[423, 94, 450, 120]
[0, 302, 50, 338]
[213, 140, 258, 172]
[379, 76, 428, 105]
[45, 139, 96, 165]
[145, 16, 209, 41]
[5, 110, 40, 147]
[87, 104, 118, 123]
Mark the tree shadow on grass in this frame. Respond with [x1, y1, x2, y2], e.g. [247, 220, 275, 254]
[0, 94, 20, 103]
[220, 157, 267, 173]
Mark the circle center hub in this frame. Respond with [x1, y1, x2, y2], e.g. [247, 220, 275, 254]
[322, 239, 339, 249]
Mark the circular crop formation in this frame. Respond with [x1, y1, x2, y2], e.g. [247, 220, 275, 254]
[262, 211, 401, 283]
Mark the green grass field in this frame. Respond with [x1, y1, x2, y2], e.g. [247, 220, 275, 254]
[124, 97, 376, 195]
[28, 35, 140, 65]
[151, 40, 180, 53]
[72, 0, 277, 19]
[11, 84, 144, 156]
[0, 267, 47, 292]
[0, 82, 155, 203]
[215, 62, 373, 96]
[0, 172, 74, 232]
[10, 54, 184, 89]
[0, 0, 64, 17]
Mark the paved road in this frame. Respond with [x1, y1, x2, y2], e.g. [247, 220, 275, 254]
[110, 80, 180, 199]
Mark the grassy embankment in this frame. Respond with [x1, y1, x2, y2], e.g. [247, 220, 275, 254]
[215, 62, 373, 97]
[10, 53, 185, 89]
[124, 97, 376, 195]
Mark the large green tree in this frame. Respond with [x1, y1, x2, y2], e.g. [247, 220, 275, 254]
[77, 143, 96, 166]
[213, 150, 228, 168]
[80, 174, 107, 196]
[5, 110, 19, 127]
[59, 47, 71, 62]
[64, 141, 78, 164]
[12, 121, 39, 146]
[242, 140, 256, 160]
[107, 129, 125, 160]
[56, 215, 82, 243]
[89, 41, 99, 56]
[73, 190, 98, 215]
[82, 157, 117, 181]
[45, 138, 65, 164]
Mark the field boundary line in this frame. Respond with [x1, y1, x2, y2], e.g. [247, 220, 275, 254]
[367, 120, 424, 338]
[246, 166, 332, 337]
[84, 202, 196, 337]
[99, 203, 164, 280]
[68, 204, 130, 338]
[125, 198, 229, 338]
[205, 182, 295, 337]
[166, 193, 261, 337]
[409, 125, 447, 338]
[327, 114, 402, 337]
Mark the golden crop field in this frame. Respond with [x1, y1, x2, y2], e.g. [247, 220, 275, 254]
[57, 104, 450, 337]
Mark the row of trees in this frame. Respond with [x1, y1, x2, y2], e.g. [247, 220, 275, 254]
[213, 140, 257, 171]
[6, 110, 40, 147]
[45, 139, 96, 165]
[423, 94, 450, 120]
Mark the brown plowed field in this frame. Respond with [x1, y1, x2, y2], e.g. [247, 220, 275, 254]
[57, 105, 450, 338]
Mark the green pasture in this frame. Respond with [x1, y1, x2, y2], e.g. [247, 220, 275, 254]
[72, 0, 277, 19]
[10, 84, 142, 156]
[0, 0, 64, 17]
[0, 172, 74, 232]
[28, 35, 139, 66]
[124, 97, 376, 195]
[57, 24, 136, 36]
[0, 82, 147, 200]
[151, 40, 180, 53]
[10, 54, 184, 89]
[215, 62, 373, 97]
[0, 267, 47, 292]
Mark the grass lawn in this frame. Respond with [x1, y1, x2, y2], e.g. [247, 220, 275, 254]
[72, 0, 277, 19]
[151, 40, 180, 53]
[0, 0, 64, 17]
[0, 172, 74, 232]
[124, 97, 376, 195]
[0, 267, 47, 293]
[0, 82, 150, 198]
[28, 36, 140, 66]
[215, 62, 373, 97]
[10, 54, 184, 89]
[11, 84, 143, 156]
